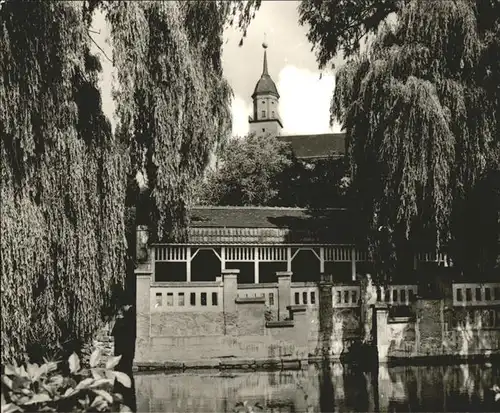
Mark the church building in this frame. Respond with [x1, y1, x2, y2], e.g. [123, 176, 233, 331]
[250, 42, 345, 161]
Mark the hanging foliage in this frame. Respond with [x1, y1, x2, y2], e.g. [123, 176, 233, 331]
[302, 0, 500, 279]
[99, 0, 261, 242]
[1, 0, 261, 362]
[0, 0, 127, 363]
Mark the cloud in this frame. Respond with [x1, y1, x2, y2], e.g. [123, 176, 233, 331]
[231, 95, 251, 138]
[229, 65, 342, 137]
[277, 66, 342, 135]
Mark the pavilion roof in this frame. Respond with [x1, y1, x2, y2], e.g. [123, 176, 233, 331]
[187, 206, 353, 244]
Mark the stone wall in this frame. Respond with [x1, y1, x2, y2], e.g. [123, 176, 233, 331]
[151, 312, 224, 336]
[135, 258, 500, 365]
[375, 299, 500, 362]
[416, 299, 444, 356]
[135, 270, 362, 364]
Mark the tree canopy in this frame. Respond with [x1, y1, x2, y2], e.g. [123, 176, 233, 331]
[301, 0, 500, 279]
[196, 134, 293, 206]
[0, 0, 260, 362]
[196, 133, 349, 208]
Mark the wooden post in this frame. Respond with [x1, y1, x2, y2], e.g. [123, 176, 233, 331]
[351, 246, 356, 281]
[319, 247, 325, 274]
[186, 246, 191, 283]
[287, 247, 292, 272]
[254, 246, 259, 284]
[221, 246, 226, 271]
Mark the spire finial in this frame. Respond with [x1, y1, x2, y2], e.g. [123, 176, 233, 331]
[262, 33, 268, 75]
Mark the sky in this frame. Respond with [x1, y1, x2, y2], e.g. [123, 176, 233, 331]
[90, 1, 344, 138]
[223, 1, 343, 137]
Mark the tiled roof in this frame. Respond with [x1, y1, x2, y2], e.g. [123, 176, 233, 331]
[189, 206, 346, 228]
[278, 133, 346, 160]
[188, 206, 353, 244]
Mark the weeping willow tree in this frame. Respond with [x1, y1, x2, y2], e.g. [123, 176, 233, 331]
[0, 0, 126, 363]
[100, 0, 260, 242]
[301, 0, 500, 281]
[1, 0, 260, 363]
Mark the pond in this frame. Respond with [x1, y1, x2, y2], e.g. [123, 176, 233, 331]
[132, 363, 499, 412]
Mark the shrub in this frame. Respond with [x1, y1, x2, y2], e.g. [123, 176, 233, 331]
[493, 384, 500, 403]
[1, 350, 132, 412]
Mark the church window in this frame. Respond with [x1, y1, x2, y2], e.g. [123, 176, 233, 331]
[262, 128, 265, 132]
[262, 100, 265, 104]
[262, 110, 266, 118]
[272, 111, 275, 117]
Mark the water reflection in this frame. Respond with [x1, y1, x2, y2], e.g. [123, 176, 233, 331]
[134, 363, 499, 412]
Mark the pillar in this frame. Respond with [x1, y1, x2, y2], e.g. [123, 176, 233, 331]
[319, 247, 325, 273]
[317, 273, 334, 357]
[277, 271, 292, 320]
[286, 247, 292, 272]
[136, 225, 151, 272]
[351, 246, 356, 281]
[222, 269, 239, 336]
[135, 270, 152, 363]
[222, 269, 239, 313]
[254, 246, 259, 284]
[186, 246, 191, 282]
[375, 304, 390, 362]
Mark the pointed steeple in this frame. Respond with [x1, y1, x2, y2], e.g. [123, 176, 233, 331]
[262, 41, 268, 75]
[252, 38, 279, 99]
[249, 35, 283, 136]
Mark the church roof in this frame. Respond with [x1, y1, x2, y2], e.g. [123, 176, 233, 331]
[252, 44, 279, 99]
[252, 74, 279, 99]
[278, 133, 346, 160]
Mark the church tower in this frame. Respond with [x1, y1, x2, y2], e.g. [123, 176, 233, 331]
[248, 41, 283, 137]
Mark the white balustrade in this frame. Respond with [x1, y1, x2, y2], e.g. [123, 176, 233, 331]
[155, 245, 188, 261]
[453, 283, 500, 307]
[324, 246, 352, 262]
[291, 283, 319, 307]
[151, 282, 223, 312]
[237, 283, 279, 308]
[416, 251, 450, 266]
[257, 246, 287, 261]
[225, 246, 255, 261]
[332, 285, 360, 308]
[376, 285, 417, 306]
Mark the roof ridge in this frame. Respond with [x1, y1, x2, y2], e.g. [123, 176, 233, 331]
[191, 205, 348, 211]
[279, 133, 346, 138]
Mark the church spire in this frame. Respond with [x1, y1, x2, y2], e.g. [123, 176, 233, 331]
[262, 39, 268, 75]
[249, 35, 283, 137]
